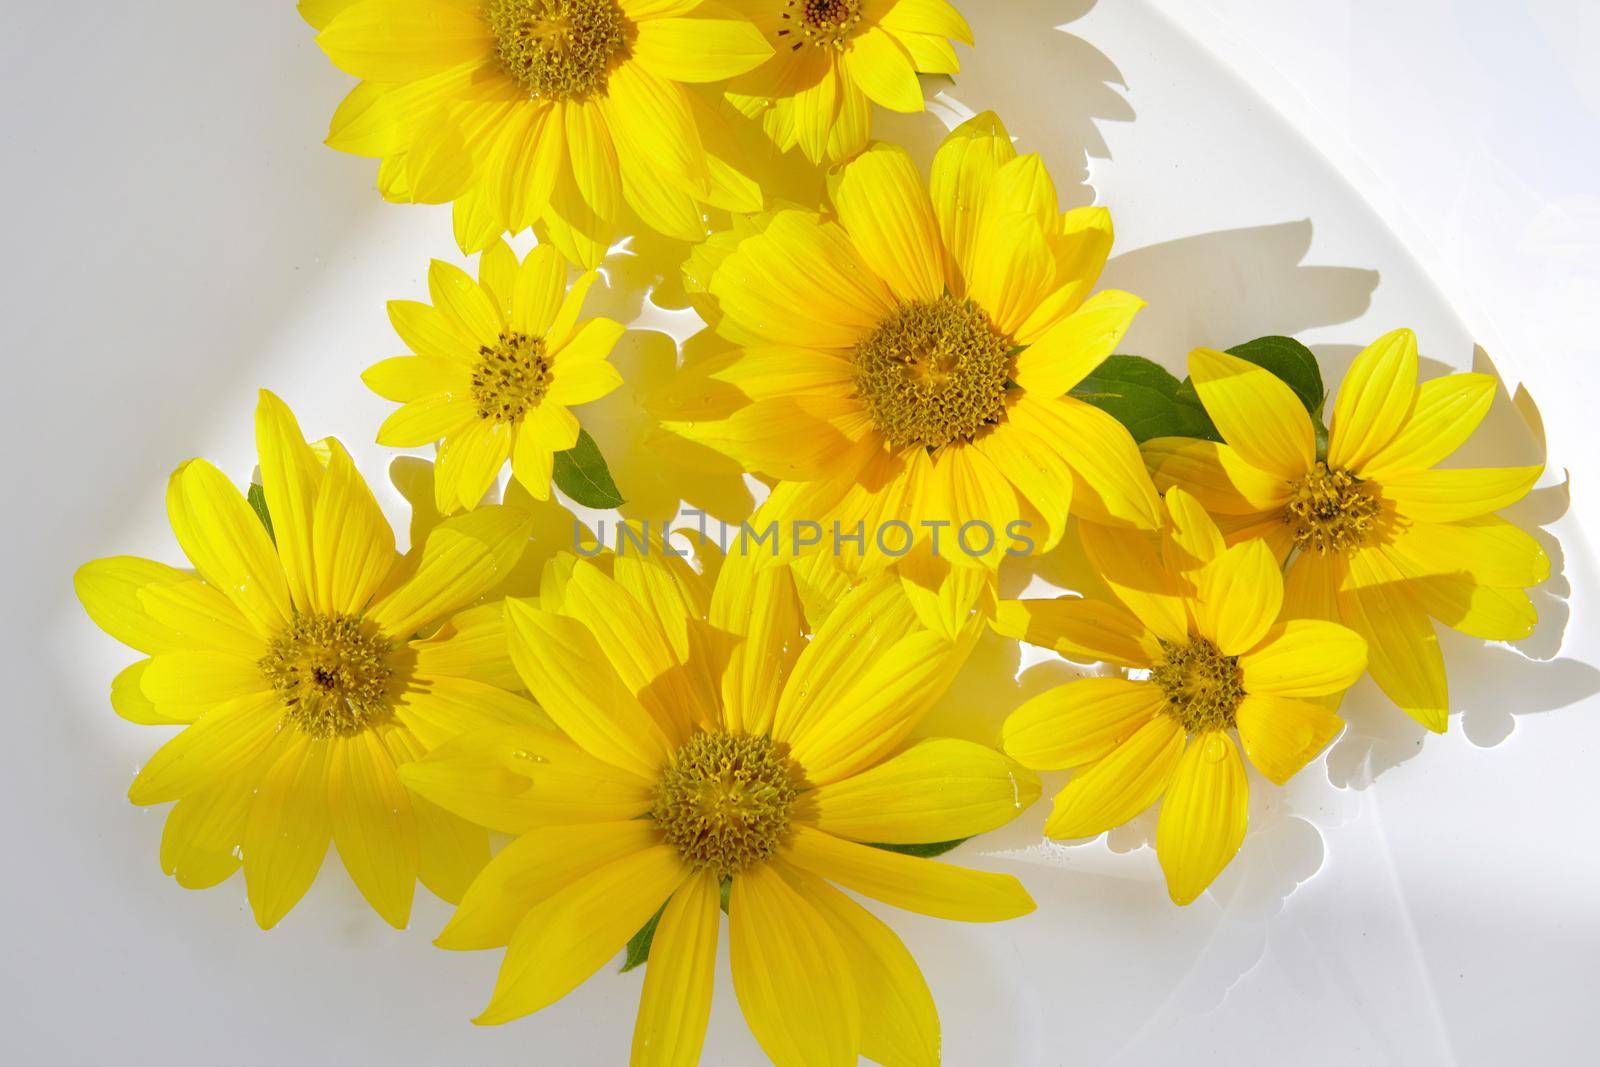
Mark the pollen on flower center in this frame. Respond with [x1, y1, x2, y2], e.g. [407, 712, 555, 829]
[472, 331, 553, 423]
[1153, 637, 1244, 733]
[777, 0, 863, 50]
[854, 295, 1013, 451]
[485, 0, 631, 101]
[1284, 461, 1381, 555]
[259, 613, 394, 739]
[652, 732, 802, 879]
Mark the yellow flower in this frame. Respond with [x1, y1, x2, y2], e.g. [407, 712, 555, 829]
[658, 111, 1161, 571]
[73, 391, 540, 929]
[366, 240, 624, 514]
[303, 0, 774, 264]
[1143, 330, 1548, 732]
[400, 547, 1038, 1065]
[996, 488, 1368, 905]
[726, 0, 974, 163]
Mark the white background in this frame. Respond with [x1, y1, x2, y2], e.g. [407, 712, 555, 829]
[2, 1, 1595, 1064]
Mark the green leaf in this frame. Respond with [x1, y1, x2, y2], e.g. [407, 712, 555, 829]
[1070, 355, 1219, 443]
[870, 838, 970, 858]
[246, 482, 276, 544]
[1223, 335, 1326, 416]
[621, 903, 667, 973]
[552, 429, 625, 510]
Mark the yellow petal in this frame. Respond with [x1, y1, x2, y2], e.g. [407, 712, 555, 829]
[316, 0, 492, 82]
[1237, 619, 1367, 697]
[1282, 549, 1343, 621]
[1384, 516, 1549, 589]
[1003, 677, 1165, 771]
[368, 505, 533, 639]
[389, 674, 540, 749]
[631, 870, 721, 1067]
[830, 143, 944, 302]
[389, 297, 481, 364]
[808, 738, 1040, 844]
[1339, 548, 1449, 731]
[477, 846, 690, 1025]
[1327, 328, 1418, 471]
[710, 544, 804, 737]
[411, 792, 490, 906]
[990, 596, 1160, 668]
[409, 601, 522, 691]
[1359, 372, 1497, 479]
[139, 651, 265, 718]
[1378, 465, 1542, 523]
[134, 577, 262, 658]
[1193, 539, 1283, 655]
[1234, 694, 1343, 785]
[434, 414, 512, 514]
[1043, 715, 1184, 839]
[564, 98, 622, 221]
[1143, 436, 1292, 515]
[795, 870, 940, 1067]
[1162, 486, 1226, 576]
[362, 355, 468, 404]
[428, 258, 504, 348]
[310, 441, 395, 614]
[631, 11, 773, 81]
[1012, 289, 1145, 396]
[1078, 519, 1187, 643]
[160, 771, 255, 889]
[1379, 546, 1538, 640]
[75, 556, 198, 655]
[242, 732, 333, 929]
[166, 459, 293, 635]
[729, 863, 860, 1067]
[128, 691, 282, 806]
[329, 731, 418, 928]
[843, 25, 924, 112]
[510, 244, 569, 336]
[1014, 396, 1163, 530]
[1155, 730, 1248, 906]
[437, 820, 661, 950]
[1188, 347, 1315, 480]
[375, 393, 477, 447]
[784, 824, 1034, 922]
[111, 660, 185, 726]
[504, 598, 674, 779]
[255, 390, 324, 611]
[928, 110, 1015, 291]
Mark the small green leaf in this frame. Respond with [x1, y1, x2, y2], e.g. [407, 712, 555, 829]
[246, 483, 276, 544]
[1224, 335, 1326, 416]
[871, 839, 970, 858]
[1070, 355, 1218, 443]
[621, 903, 667, 973]
[552, 429, 625, 509]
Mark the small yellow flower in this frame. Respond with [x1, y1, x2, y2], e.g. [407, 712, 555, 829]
[366, 240, 624, 515]
[996, 489, 1368, 905]
[74, 391, 540, 928]
[401, 547, 1038, 1065]
[726, 0, 974, 163]
[1143, 330, 1549, 731]
[659, 111, 1160, 571]
[303, 0, 774, 263]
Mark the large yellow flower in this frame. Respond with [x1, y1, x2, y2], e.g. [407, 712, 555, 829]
[726, 0, 974, 163]
[303, 0, 774, 264]
[660, 111, 1161, 571]
[401, 547, 1038, 1065]
[996, 489, 1368, 905]
[366, 240, 624, 514]
[1143, 330, 1548, 731]
[73, 392, 540, 928]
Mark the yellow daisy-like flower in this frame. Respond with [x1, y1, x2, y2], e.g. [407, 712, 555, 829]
[366, 240, 624, 515]
[727, 0, 974, 163]
[303, 0, 774, 264]
[1143, 330, 1549, 732]
[661, 111, 1161, 570]
[997, 489, 1368, 905]
[400, 547, 1038, 1065]
[73, 391, 540, 929]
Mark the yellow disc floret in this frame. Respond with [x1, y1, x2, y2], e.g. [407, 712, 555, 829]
[653, 732, 802, 879]
[472, 331, 553, 423]
[1153, 637, 1245, 734]
[260, 613, 394, 738]
[854, 295, 1013, 451]
[777, 0, 863, 51]
[1284, 461, 1382, 555]
[486, 0, 631, 101]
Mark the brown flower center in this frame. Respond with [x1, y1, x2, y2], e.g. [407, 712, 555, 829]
[1284, 461, 1381, 555]
[1153, 637, 1244, 733]
[652, 732, 801, 879]
[778, 0, 863, 50]
[259, 613, 394, 738]
[485, 0, 631, 100]
[472, 331, 553, 423]
[853, 295, 1013, 450]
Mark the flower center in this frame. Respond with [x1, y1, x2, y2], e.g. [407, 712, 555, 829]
[853, 295, 1013, 451]
[259, 613, 394, 738]
[778, 0, 863, 50]
[1283, 461, 1381, 555]
[1152, 637, 1244, 733]
[472, 331, 553, 423]
[485, 0, 631, 101]
[652, 732, 802, 879]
